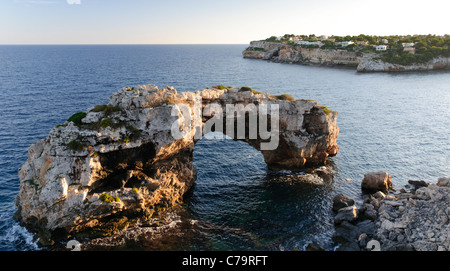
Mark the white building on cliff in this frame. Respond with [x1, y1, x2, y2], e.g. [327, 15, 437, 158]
[296, 40, 323, 47]
[335, 41, 355, 47]
[375, 45, 388, 51]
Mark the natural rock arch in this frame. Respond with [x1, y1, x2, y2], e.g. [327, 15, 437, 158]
[15, 84, 339, 243]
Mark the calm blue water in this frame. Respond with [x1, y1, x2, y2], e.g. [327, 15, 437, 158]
[0, 45, 449, 251]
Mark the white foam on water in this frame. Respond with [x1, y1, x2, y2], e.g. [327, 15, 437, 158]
[0, 222, 40, 251]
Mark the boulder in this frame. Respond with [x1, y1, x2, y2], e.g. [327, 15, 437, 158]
[362, 205, 378, 221]
[437, 177, 450, 187]
[373, 191, 386, 199]
[332, 221, 361, 246]
[408, 180, 428, 190]
[332, 194, 355, 212]
[361, 171, 393, 193]
[334, 206, 358, 224]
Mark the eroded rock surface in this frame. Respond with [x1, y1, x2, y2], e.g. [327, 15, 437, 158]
[243, 41, 359, 66]
[332, 176, 450, 251]
[15, 84, 339, 243]
[357, 54, 450, 72]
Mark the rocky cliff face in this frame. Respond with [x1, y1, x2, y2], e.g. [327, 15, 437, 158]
[244, 41, 450, 72]
[15, 84, 339, 243]
[357, 55, 450, 72]
[243, 41, 359, 67]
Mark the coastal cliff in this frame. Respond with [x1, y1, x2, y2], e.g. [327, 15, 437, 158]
[357, 54, 450, 72]
[243, 41, 450, 72]
[243, 41, 359, 67]
[15, 84, 339, 243]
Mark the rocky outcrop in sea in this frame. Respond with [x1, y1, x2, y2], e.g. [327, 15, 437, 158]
[15, 84, 339, 244]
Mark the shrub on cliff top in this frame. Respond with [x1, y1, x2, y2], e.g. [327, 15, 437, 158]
[265, 36, 281, 42]
[239, 86, 252, 92]
[213, 85, 235, 90]
[92, 104, 108, 112]
[321, 106, 337, 115]
[269, 94, 295, 102]
[67, 112, 87, 126]
[125, 86, 137, 93]
[92, 104, 122, 116]
[245, 47, 266, 52]
[239, 86, 262, 95]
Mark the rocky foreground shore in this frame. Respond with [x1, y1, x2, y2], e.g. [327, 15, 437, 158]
[331, 173, 450, 251]
[53, 170, 449, 251]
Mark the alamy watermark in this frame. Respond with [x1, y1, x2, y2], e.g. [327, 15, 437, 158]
[170, 96, 280, 151]
[366, 240, 381, 251]
[67, 0, 81, 4]
[66, 240, 81, 251]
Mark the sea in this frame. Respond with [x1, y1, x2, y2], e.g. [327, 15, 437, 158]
[0, 45, 448, 251]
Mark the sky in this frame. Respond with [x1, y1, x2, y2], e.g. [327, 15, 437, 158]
[0, 0, 449, 44]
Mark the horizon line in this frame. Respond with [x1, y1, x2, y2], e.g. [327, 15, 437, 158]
[0, 43, 249, 46]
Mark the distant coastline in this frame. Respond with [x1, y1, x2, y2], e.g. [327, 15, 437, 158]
[243, 34, 450, 72]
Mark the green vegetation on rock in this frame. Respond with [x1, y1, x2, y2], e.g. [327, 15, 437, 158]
[321, 106, 337, 115]
[216, 85, 227, 90]
[92, 104, 123, 116]
[260, 33, 450, 66]
[67, 112, 87, 126]
[239, 86, 261, 95]
[270, 94, 295, 102]
[380, 38, 450, 65]
[213, 85, 235, 90]
[126, 125, 142, 140]
[245, 47, 266, 52]
[100, 193, 120, 203]
[264, 36, 281, 42]
[99, 118, 114, 128]
[67, 140, 87, 152]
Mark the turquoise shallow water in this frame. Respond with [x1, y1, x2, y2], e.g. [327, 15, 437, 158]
[0, 45, 449, 250]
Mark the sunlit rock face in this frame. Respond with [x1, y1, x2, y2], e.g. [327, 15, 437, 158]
[243, 41, 359, 66]
[15, 84, 339, 243]
[357, 55, 450, 72]
[243, 41, 450, 72]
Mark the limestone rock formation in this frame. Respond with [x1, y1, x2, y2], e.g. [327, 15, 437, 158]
[15, 84, 339, 243]
[243, 41, 450, 72]
[357, 55, 450, 72]
[243, 41, 359, 66]
[333, 176, 450, 251]
[375, 177, 450, 251]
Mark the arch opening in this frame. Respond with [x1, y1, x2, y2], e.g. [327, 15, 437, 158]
[182, 132, 337, 251]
